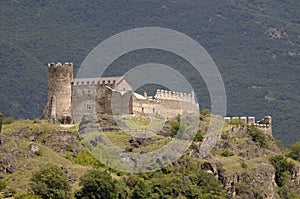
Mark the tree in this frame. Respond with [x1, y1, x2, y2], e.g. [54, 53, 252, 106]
[288, 141, 300, 161]
[75, 170, 117, 199]
[269, 155, 295, 187]
[30, 164, 72, 199]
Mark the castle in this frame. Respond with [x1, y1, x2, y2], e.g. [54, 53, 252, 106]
[42, 62, 199, 123]
[42, 62, 272, 135]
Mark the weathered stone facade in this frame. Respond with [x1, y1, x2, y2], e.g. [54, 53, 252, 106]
[43, 62, 200, 123]
[42, 62, 73, 123]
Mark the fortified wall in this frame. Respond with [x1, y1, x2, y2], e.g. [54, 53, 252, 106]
[224, 116, 272, 134]
[132, 89, 199, 118]
[42, 62, 73, 123]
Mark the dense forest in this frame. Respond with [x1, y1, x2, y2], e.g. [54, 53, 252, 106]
[0, 0, 299, 145]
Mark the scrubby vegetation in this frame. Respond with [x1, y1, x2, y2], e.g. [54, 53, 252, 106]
[30, 164, 72, 199]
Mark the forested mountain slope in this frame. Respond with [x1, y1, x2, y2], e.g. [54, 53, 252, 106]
[0, 0, 299, 144]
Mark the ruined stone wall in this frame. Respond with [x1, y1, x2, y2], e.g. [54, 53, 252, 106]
[43, 62, 73, 123]
[224, 116, 272, 135]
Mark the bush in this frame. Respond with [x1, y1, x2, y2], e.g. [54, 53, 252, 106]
[171, 121, 181, 137]
[240, 162, 248, 169]
[30, 163, 72, 199]
[2, 116, 15, 125]
[194, 131, 204, 141]
[288, 141, 300, 161]
[278, 186, 300, 199]
[248, 125, 267, 148]
[269, 155, 295, 187]
[75, 170, 119, 199]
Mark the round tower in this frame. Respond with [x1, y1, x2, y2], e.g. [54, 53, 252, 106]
[43, 62, 73, 123]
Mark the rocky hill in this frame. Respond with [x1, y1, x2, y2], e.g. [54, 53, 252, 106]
[0, 115, 299, 198]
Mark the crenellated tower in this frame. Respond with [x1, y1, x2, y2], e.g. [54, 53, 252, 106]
[42, 62, 73, 123]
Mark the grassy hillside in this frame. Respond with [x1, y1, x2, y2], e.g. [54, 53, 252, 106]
[0, 116, 300, 198]
[0, 0, 299, 145]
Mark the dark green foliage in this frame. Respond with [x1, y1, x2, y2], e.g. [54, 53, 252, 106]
[288, 141, 300, 161]
[269, 155, 295, 187]
[75, 157, 225, 198]
[248, 125, 267, 148]
[2, 116, 15, 125]
[75, 170, 119, 199]
[171, 121, 181, 137]
[194, 131, 204, 141]
[278, 186, 300, 199]
[30, 163, 72, 199]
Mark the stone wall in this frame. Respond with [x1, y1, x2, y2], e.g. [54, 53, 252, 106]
[42, 62, 73, 123]
[72, 77, 133, 123]
[224, 116, 272, 135]
[132, 89, 199, 118]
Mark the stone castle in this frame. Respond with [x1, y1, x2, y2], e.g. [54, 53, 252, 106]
[42, 62, 199, 123]
[42, 62, 272, 135]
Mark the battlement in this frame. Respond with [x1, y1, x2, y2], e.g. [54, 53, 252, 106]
[73, 78, 117, 86]
[155, 89, 196, 102]
[48, 62, 73, 69]
[224, 116, 272, 130]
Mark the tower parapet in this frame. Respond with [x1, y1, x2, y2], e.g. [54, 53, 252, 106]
[42, 62, 73, 123]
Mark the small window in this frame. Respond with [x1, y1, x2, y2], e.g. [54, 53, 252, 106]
[86, 104, 93, 110]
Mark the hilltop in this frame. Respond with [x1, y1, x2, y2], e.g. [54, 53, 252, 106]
[0, 114, 299, 198]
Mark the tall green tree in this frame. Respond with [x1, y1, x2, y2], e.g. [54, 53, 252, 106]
[75, 170, 118, 199]
[30, 164, 72, 199]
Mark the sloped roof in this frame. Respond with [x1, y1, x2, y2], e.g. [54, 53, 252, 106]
[133, 92, 147, 100]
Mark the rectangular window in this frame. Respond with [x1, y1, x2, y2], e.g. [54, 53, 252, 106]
[86, 104, 93, 110]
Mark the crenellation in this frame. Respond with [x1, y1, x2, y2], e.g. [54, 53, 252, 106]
[224, 116, 272, 134]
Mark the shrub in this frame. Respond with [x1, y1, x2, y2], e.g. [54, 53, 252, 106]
[288, 141, 300, 161]
[30, 163, 72, 199]
[269, 155, 295, 187]
[248, 125, 267, 148]
[171, 121, 181, 137]
[240, 162, 248, 169]
[75, 170, 119, 199]
[194, 131, 204, 141]
[2, 116, 15, 125]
